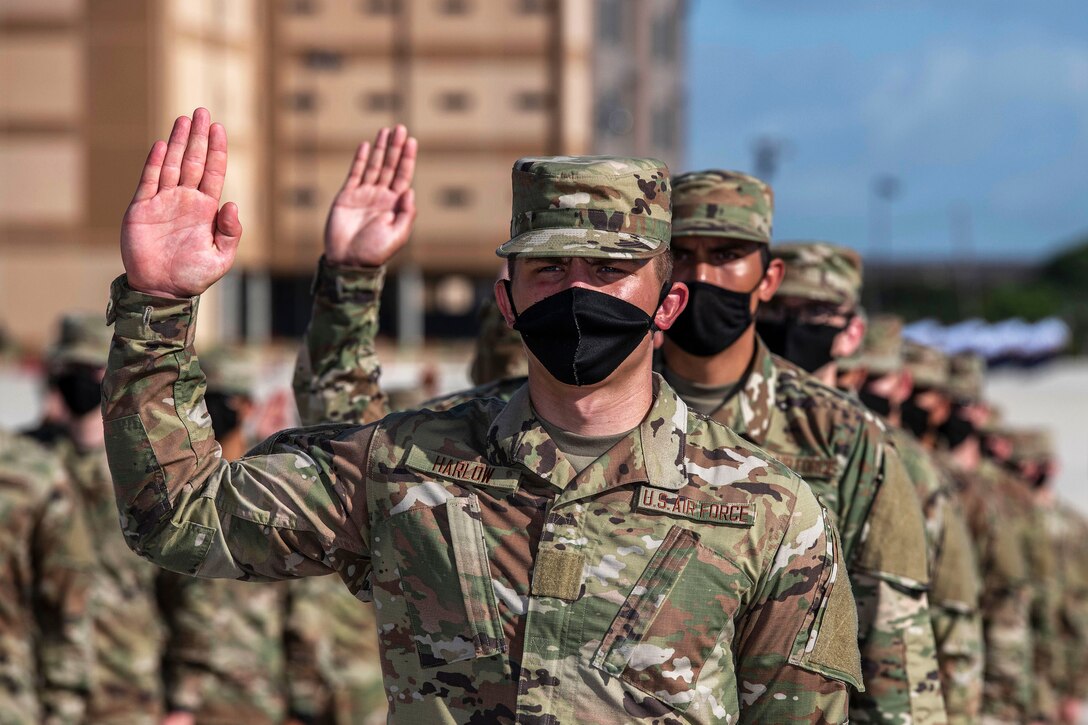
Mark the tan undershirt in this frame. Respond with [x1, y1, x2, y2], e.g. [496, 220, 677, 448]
[537, 416, 633, 475]
[662, 366, 741, 416]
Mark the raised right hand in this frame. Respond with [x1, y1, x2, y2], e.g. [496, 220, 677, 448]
[120, 108, 242, 299]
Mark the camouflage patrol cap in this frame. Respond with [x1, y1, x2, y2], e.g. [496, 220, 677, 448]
[903, 340, 949, 390]
[671, 170, 774, 243]
[200, 347, 260, 397]
[853, 314, 904, 375]
[48, 313, 112, 368]
[470, 298, 528, 385]
[977, 403, 1004, 435]
[947, 352, 986, 402]
[774, 242, 863, 307]
[496, 155, 671, 259]
[1007, 428, 1054, 463]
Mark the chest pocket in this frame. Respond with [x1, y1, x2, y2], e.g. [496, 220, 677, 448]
[591, 525, 751, 712]
[388, 493, 506, 668]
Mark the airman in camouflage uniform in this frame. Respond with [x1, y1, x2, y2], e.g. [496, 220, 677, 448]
[904, 343, 1035, 723]
[103, 110, 863, 723]
[0, 430, 94, 724]
[26, 313, 168, 724]
[841, 315, 985, 723]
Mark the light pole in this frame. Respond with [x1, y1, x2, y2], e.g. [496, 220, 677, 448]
[870, 174, 901, 310]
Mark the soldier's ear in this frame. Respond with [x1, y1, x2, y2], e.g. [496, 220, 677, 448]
[494, 279, 517, 328]
[654, 282, 688, 331]
[757, 256, 785, 302]
[832, 313, 866, 359]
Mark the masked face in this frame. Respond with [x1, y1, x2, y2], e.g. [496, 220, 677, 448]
[858, 385, 892, 418]
[757, 318, 845, 373]
[900, 392, 933, 439]
[663, 280, 756, 357]
[205, 391, 244, 439]
[51, 365, 103, 418]
[504, 281, 664, 387]
[937, 403, 976, 450]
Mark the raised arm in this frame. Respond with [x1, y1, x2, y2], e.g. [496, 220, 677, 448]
[294, 126, 418, 426]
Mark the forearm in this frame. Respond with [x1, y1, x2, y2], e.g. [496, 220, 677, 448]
[294, 257, 390, 426]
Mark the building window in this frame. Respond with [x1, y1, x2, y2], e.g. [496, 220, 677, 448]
[286, 187, 317, 207]
[514, 90, 551, 111]
[286, 91, 317, 112]
[362, 0, 398, 13]
[361, 91, 399, 112]
[440, 0, 470, 14]
[304, 50, 342, 70]
[284, 0, 317, 15]
[598, 0, 622, 43]
[516, 0, 549, 13]
[439, 187, 471, 207]
[438, 91, 472, 112]
[651, 13, 677, 60]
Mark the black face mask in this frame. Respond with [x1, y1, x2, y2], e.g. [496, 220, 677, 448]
[858, 387, 892, 418]
[757, 318, 844, 373]
[900, 395, 932, 439]
[938, 404, 976, 450]
[505, 281, 664, 387]
[205, 392, 242, 439]
[52, 366, 102, 418]
[664, 280, 757, 357]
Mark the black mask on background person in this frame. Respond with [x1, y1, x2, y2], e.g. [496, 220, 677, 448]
[664, 280, 758, 357]
[938, 404, 976, 450]
[900, 394, 932, 439]
[858, 386, 892, 418]
[52, 365, 103, 417]
[504, 281, 664, 387]
[205, 392, 242, 439]
[757, 318, 844, 373]
[1028, 467, 1051, 489]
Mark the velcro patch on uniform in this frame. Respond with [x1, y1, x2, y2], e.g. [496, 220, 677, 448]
[774, 454, 840, 480]
[635, 486, 755, 527]
[531, 549, 585, 602]
[405, 446, 520, 491]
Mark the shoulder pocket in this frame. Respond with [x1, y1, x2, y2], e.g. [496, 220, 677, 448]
[591, 525, 751, 712]
[389, 493, 506, 669]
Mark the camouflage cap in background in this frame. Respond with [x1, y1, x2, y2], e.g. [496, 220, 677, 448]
[1006, 427, 1055, 463]
[496, 155, 671, 259]
[947, 352, 986, 403]
[773, 241, 863, 307]
[977, 403, 1005, 435]
[903, 340, 950, 391]
[671, 170, 774, 243]
[849, 313, 904, 375]
[200, 346, 261, 397]
[48, 312, 112, 368]
[470, 298, 527, 386]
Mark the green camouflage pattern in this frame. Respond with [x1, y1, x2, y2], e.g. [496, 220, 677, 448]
[946, 353, 985, 403]
[1045, 501, 1088, 701]
[48, 437, 167, 724]
[1006, 427, 1054, 464]
[670, 170, 774, 243]
[773, 242, 864, 308]
[903, 341, 950, 391]
[200, 345, 263, 397]
[660, 340, 947, 724]
[470, 297, 528, 386]
[848, 314, 904, 376]
[497, 155, 672, 260]
[0, 430, 94, 725]
[47, 312, 112, 368]
[102, 277, 864, 724]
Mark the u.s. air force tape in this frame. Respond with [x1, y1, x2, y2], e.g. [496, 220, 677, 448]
[635, 486, 755, 526]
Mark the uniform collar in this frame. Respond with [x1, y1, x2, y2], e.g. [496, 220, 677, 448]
[486, 374, 689, 499]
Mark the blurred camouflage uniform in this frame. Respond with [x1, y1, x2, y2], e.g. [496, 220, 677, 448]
[103, 156, 863, 723]
[31, 314, 167, 723]
[851, 315, 984, 723]
[0, 430, 94, 724]
[662, 173, 945, 724]
[909, 343, 1033, 723]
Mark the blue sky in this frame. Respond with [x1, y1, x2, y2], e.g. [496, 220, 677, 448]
[685, 1, 1088, 262]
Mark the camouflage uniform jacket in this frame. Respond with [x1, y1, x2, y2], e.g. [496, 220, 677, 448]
[50, 438, 167, 724]
[659, 342, 945, 724]
[103, 278, 864, 724]
[1047, 501, 1088, 701]
[159, 573, 291, 724]
[0, 430, 93, 725]
[887, 427, 983, 725]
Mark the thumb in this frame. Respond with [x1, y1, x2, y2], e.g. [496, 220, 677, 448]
[391, 188, 416, 241]
[214, 201, 243, 253]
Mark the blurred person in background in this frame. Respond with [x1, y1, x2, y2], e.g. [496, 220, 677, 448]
[24, 314, 169, 724]
[0, 426, 94, 723]
[765, 244, 984, 724]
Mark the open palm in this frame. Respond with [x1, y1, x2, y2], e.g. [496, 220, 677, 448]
[325, 125, 417, 267]
[121, 108, 241, 299]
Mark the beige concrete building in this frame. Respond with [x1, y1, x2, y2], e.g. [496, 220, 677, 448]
[1, 0, 685, 349]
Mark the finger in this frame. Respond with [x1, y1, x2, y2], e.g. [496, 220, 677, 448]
[344, 141, 370, 187]
[360, 127, 389, 185]
[377, 124, 407, 187]
[390, 136, 418, 194]
[179, 108, 210, 188]
[198, 122, 228, 201]
[159, 115, 192, 190]
[214, 202, 243, 253]
[133, 140, 167, 202]
[390, 188, 417, 241]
